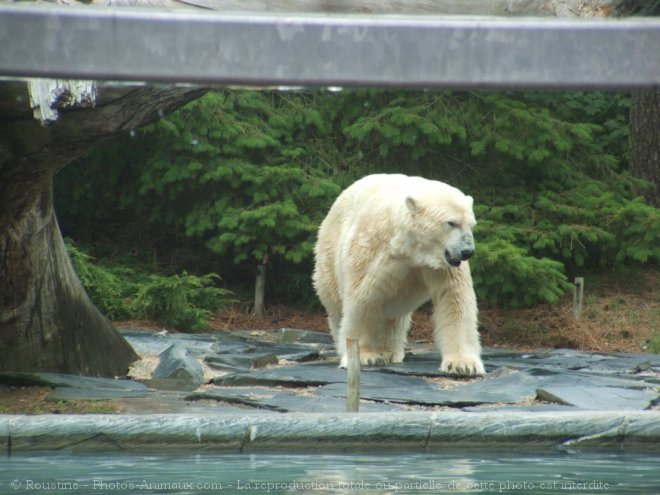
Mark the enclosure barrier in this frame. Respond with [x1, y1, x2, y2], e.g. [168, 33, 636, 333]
[2, 411, 659, 453]
[1, 4, 659, 89]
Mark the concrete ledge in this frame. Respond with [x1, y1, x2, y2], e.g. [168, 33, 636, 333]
[2, 411, 658, 453]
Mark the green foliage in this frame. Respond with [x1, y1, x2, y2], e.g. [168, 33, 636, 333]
[648, 332, 660, 354]
[471, 240, 571, 307]
[131, 272, 232, 332]
[336, 90, 656, 306]
[66, 240, 232, 331]
[66, 240, 134, 320]
[137, 91, 341, 266]
[57, 89, 659, 310]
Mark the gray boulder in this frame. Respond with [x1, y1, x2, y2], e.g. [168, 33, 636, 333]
[152, 344, 204, 390]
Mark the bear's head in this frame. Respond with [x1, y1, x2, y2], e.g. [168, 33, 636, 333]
[403, 186, 476, 270]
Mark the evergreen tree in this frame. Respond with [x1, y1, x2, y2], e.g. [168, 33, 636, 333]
[338, 90, 658, 306]
[56, 89, 659, 310]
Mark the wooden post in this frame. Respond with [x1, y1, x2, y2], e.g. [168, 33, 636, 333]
[573, 277, 584, 320]
[253, 254, 268, 318]
[346, 338, 361, 412]
[253, 265, 266, 318]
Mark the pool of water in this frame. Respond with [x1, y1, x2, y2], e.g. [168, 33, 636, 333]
[2, 450, 658, 494]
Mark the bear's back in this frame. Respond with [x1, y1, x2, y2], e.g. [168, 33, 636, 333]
[337, 174, 460, 211]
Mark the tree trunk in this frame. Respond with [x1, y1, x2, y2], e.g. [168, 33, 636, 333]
[0, 175, 138, 375]
[629, 88, 660, 207]
[0, 81, 205, 376]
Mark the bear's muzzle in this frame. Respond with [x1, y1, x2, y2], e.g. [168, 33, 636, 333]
[445, 247, 474, 267]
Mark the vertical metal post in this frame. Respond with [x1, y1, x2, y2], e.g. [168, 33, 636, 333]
[573, 277, 584, 320]
[346, 338, 360, 412]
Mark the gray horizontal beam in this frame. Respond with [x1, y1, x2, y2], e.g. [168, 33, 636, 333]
[1, 4, 659, 89]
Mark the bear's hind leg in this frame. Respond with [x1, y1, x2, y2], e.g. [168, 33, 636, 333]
[383, 314, 411, 364]
[327, 311, 342, 359]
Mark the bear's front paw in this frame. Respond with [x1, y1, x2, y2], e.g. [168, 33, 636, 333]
[360, 351, 394, 366]
[440, 355, 485, 376]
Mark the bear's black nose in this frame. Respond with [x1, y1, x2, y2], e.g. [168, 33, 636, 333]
[461, 248, 474, 261]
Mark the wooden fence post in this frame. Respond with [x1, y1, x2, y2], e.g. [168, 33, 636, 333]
[253, 254, 268, 318]
[346, 338, 360, 412]
[573, 277, 584, 320]
[253, 265, 266, 318]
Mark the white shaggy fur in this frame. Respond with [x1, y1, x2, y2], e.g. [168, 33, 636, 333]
[313, 174, 485, 376]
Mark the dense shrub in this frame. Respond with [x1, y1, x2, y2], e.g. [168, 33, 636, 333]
[67, 240, 232, 331]
[66, 241, 134, 321]
[131, 272, 232, 332]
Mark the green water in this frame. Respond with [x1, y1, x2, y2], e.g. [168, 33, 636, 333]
[1, 450, 657, 494]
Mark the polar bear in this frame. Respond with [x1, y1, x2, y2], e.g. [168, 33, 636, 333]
[313, 174, 485, 376]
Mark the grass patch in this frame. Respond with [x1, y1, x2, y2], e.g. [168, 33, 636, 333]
[0, 386, 119, 414]
[648, 332, 660, 354]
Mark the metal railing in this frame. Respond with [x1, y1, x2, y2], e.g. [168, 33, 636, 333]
[1, 4, 659, 89]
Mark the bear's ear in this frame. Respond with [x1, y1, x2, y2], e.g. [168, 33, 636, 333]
[465, 195, 474, 208]
[405, 196, 418, 214]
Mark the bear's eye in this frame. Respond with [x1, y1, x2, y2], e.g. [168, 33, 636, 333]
[447, 221, 459, 228]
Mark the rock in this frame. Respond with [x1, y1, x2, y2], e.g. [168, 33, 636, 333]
[188, 387, 402, 413]
[634, 360, 653, 373]
[277, 328, 334, 344]
[212, 362, 434, 389]
[590, 353, 660, 375]
[120, 327, 224, 357]
[279, 350, 320, 362]
[210, 342, 257, 354]
[188, 387, 286, 411]
[152, 344, 204, 390]
[256, 342, 330, 361]
[0, 372, 148, 392]
[380, 359, 495, 377]
[49, 387, 148, 401]
[463, 404, 578, 413]
[0, 371, 150, 403]
[489, 348, 660, 376]
[212, 362, 341, 387]
[213, 373, 327, 388]
[204, 353, 279, 371]
[22, 328, 654, 416]
[316, 382, 518, 407]
[536, 385, 659, 410]
[205, 339, 324, 370]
